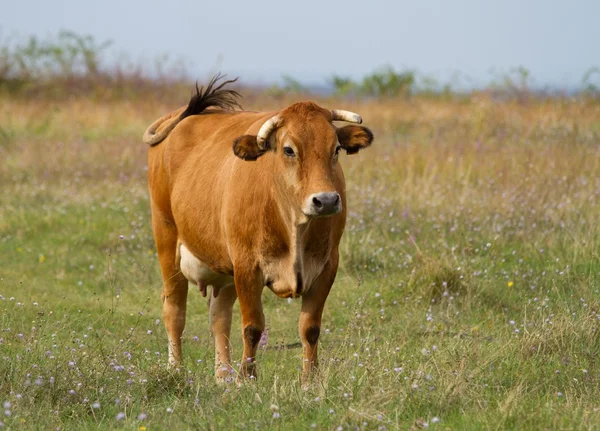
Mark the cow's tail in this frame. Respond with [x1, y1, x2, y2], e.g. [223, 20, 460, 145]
[142, 73, 241, 146]
[142, 107, 186, 146]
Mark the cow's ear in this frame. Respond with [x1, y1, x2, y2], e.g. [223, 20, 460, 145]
[233, 135, 267, 161]
[336, 125, 374, 155]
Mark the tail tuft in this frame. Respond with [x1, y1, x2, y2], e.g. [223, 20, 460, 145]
[143, 73, 241, 146]
[179, 73, 242, 121]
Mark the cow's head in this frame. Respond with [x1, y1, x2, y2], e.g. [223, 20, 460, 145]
[233, 102, 373, 220]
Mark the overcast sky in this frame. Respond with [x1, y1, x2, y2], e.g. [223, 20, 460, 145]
[2, 0, 599, 88]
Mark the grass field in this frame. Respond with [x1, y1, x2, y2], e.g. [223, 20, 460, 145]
[1, 90, 600, 430]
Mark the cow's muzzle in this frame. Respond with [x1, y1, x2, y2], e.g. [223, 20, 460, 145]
[303, 192, 342, 217]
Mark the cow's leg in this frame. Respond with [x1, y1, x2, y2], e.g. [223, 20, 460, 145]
[151, 213, 189, 367]
[235, 269, 264, 381]
[209, 283, 237, 383]
[299, 252, 338, 385]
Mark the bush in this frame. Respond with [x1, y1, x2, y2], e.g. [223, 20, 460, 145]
[331, 66, 416, 99]
[0, 31, 111, 87]
[361, 66, 415, 98]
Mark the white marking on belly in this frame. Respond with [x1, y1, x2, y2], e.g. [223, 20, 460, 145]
[179, 243, 233, 287]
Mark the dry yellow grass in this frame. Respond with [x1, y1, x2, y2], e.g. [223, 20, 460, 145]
[1, 91, 600, 429]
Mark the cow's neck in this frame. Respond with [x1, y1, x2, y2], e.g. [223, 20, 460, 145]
[271, 191, 320, 294]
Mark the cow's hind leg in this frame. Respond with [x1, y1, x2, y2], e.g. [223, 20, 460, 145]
[299, 252, 338, 386]
[209, 283, 237, 383]
[151, 212, 189, 367]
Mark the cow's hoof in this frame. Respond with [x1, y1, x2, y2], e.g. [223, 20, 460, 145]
[167, 360, 183, 372]
[301, 374, 314, 391]
[301, 368, 321, 390]
[216, 375, 236, 386]
[235, 374, 257, 387]
[241, 362, 257, 377]
[215, 365, 236, 385]
[235, 363, 258, 386]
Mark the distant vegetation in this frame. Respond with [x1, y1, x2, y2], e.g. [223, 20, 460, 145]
[0, 30, 599, 101]
[0, 31, 110, 80]
[332, 66, 416, 98]
[0, 31, 187, 99]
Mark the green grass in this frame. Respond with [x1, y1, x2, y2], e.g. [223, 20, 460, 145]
[1, 95, 600, 430]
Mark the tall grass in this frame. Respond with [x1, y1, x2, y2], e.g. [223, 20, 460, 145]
[2, 86, 600, 429]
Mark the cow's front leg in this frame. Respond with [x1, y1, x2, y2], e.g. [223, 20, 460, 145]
[209, 283, 237, 383]
[234, 269, 265, 381]
[299, 253, 338, 385]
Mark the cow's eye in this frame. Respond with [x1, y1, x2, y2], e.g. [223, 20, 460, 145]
[283, 146, 296, 157]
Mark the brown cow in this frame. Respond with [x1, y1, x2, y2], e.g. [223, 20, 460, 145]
[143, 75, 373, 384]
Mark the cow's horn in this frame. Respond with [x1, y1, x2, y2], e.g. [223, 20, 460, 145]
[331, 109, 362, 124]
[256, 115, 281, 150]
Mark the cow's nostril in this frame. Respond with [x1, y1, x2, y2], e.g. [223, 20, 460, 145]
[306, 192, 342, 216]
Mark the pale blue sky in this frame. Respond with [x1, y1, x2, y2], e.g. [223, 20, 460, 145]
[2, 0, 598, 88]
